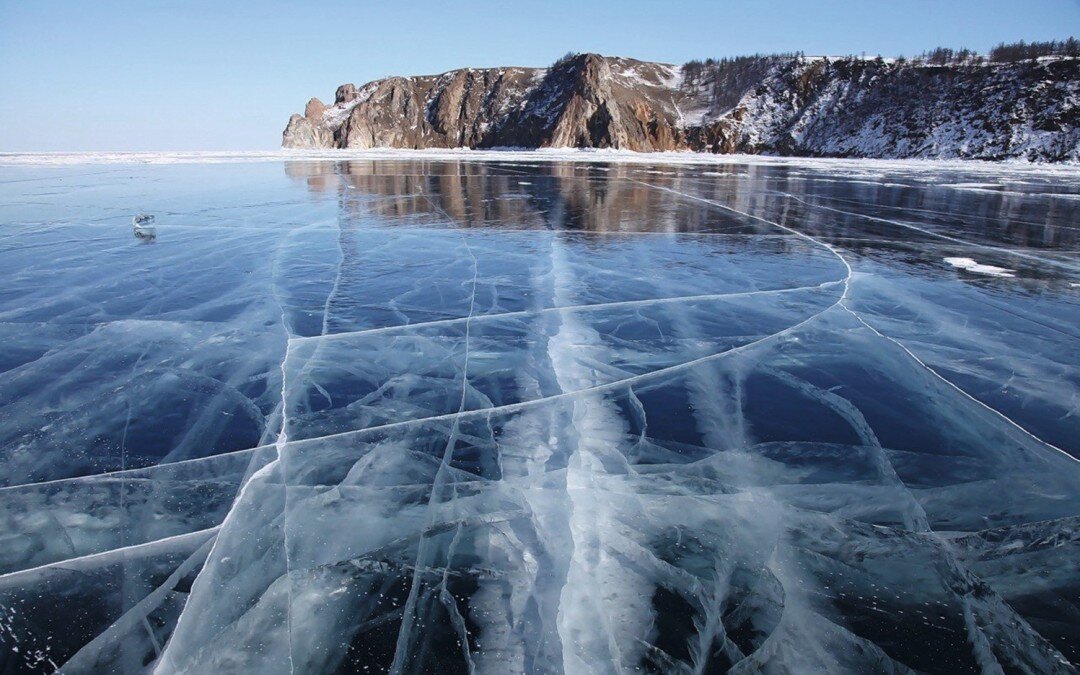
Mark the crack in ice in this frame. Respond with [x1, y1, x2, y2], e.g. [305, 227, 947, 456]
[634, 177, 1079, 667]
[779, 191, 1080, 273]
[635, 179, 1077, 465]
[387, 190, 482, 674]
[290, 281, 842, 344]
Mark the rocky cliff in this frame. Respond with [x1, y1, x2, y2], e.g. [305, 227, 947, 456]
[283, 53, 1080, 162]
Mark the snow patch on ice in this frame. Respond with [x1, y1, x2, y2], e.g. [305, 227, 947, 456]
[944, 257, 1016, 278]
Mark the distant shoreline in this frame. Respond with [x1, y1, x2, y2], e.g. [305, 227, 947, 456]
[2, 149, 1079, 175]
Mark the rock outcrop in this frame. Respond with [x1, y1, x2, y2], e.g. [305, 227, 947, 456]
[304, 97, 326, 119]
[283, 53, 1080, 162]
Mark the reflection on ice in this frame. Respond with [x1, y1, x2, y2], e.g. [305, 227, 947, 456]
[0, 157, 1077, 673]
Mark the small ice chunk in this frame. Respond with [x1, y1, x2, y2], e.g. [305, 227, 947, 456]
[133, 213, 157, 239]
[943, 257, 1015, 278]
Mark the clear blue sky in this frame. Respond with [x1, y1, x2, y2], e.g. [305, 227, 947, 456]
[2, 0, 1077, 151]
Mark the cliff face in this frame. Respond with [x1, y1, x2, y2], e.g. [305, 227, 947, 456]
[691, 57, 1080, 161]
[283, 53, 1080, 162]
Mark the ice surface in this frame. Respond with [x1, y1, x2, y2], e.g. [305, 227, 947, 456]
[0, 154, 1078, 673]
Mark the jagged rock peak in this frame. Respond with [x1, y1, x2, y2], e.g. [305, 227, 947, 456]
[335, 83, 358, 104]
[304, 97, 325, 120]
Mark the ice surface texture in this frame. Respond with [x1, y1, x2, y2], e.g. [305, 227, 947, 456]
[0, 157, 1078, 673]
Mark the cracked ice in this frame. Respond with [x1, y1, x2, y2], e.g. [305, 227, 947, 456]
[0, 156, 1078, 674]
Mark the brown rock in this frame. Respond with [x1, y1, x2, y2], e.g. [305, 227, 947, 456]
[282, 114, 333, 149]
[304, 97, 326, 120]
[335, 83, 358, 104]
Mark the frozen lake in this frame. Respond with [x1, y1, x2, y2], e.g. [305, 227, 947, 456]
[0, 154, 1078, 673]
